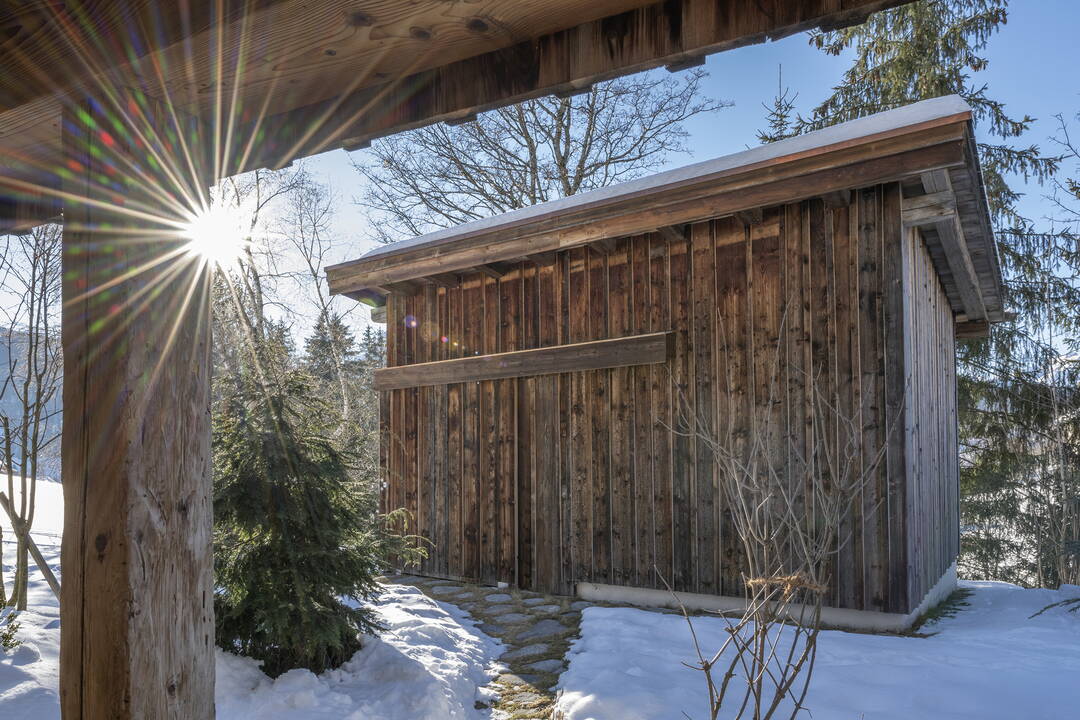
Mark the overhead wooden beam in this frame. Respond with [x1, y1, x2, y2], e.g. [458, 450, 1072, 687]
[734, 208, 764, 226]
[822, 189, 852, 210]
[902, 190, 957, 227]
[955, 319, 990, 339]
[918, 169, 987, 322]
[471, 264, 507, 279]
[238, 0, 913, 171]
[374, 331, 673, 390]
[929, 215, 987, 322]
[656, 225, 687, 243]
[60, 94, 214, 719]
[665, 55, 707, 73]
[591, 237, 618, 253]
[553, 85, 593, 99]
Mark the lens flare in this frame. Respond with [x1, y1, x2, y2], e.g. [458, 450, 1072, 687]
[182, 204, 249, 269]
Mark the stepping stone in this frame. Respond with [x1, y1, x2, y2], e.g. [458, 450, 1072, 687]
[499, 673, 541, 686]
[485, 593, 513, 602]
[486, 604, 517, 615]
[509, 691, 548, 705]
[501, 643, 549, 661]
[478, 622, 506, 636]
[516, 619, 567, 641]
[525, 658, 565, 673]
[430, 585, 463, 595]
[521, 597, 551, 606]
[495, 612, 531, 624]
[570, 600, 592, 611]
[528, 604, 561, 614]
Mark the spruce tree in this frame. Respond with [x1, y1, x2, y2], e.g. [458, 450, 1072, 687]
[212, 346, 386, 677]
[304, 311, 358, 387]
[775, 0, 1080, 586]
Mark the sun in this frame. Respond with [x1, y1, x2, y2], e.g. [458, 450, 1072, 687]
[181, 204, 250, 269]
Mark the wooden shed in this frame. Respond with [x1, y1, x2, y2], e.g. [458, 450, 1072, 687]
[328, 95, 1002, 628]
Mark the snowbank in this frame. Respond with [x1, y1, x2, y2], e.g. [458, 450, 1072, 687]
[216, 585, 502, 720]
[555, 581, 1080, 720]
[1, 483, 503, 720]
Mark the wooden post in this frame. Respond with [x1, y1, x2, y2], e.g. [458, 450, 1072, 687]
[59, 94, 215, 719]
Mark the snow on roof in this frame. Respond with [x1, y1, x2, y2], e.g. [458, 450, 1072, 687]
[359, 95, 973, 262]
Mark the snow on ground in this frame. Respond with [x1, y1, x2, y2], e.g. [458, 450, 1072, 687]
[555, 581, 1080, 720]
[1, 480, 503, 720]
[215, 584, 502, 720]
[6, 481, 1080, 719]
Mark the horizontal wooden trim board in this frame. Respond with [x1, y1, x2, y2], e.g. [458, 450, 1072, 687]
[373, 331, 674, 390]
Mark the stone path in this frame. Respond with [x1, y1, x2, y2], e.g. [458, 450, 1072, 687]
[388, 575, 594, 720]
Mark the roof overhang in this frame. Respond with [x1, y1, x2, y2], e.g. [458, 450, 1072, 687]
[328, 96, 1003, 325]
[0, 0, 916, 232]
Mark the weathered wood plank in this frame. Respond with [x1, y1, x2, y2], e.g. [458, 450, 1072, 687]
[669, 232, 694, 591]
[608, 239, 634, 585]
[445, 285, 462, 578]
[568, 248, 592, 587]
[648, 233, 674, 589]
[691, 221, 717, 594]
[59, 96, 214, 720]
[461, 277, 482, 582]
[588, 248, 611, 585]
[373, 332, 673, 390]
[882, 183, 909, 613]
[714, 217, 748, 596]
[630, 236, 655, 587]
[479, 275, 500, 584]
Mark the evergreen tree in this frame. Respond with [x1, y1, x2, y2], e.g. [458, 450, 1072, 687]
[769, 0, 1080, 586]
[304, 311, 359, 387]
[212, 356, 387, 676]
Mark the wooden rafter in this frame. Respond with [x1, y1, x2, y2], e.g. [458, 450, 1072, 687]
[0, 0, 916, 212]
[918, 170, 987, 322]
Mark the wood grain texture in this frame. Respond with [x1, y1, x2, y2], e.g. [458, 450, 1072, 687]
[373, 332, 673, 390]
[1, 0, 916, 220]
[59, 96, 214, 720]
[378, 186, 961, 614]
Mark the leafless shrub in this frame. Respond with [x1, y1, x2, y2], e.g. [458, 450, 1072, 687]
[668, 306, 895, 720]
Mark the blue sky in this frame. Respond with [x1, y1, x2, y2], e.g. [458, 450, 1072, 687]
[308, 0, 1079, 283]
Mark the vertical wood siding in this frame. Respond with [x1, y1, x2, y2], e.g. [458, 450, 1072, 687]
[381, 183, 955, 614]
[903, 224, 961, 608]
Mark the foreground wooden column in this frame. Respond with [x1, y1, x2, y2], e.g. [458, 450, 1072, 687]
[59, 95, 215, 718]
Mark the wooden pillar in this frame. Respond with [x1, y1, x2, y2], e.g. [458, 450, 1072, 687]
[59, 93, 215, 718]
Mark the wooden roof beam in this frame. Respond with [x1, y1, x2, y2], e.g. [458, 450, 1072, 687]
[917, 169, 987, 322]
[902, 190, 957, 227]
[656, 225, 687, 243]
[734, 208, 764, 226]
[237, 0, 915, 173]
[471, 264, 508, 279]
[822, 189, 852, 210]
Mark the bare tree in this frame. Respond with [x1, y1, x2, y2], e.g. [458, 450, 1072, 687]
[272, 177, 363, 429]
[0, 224, 63, 608]
[353, 68, 729, 242]
[670, 307, 893, 720]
